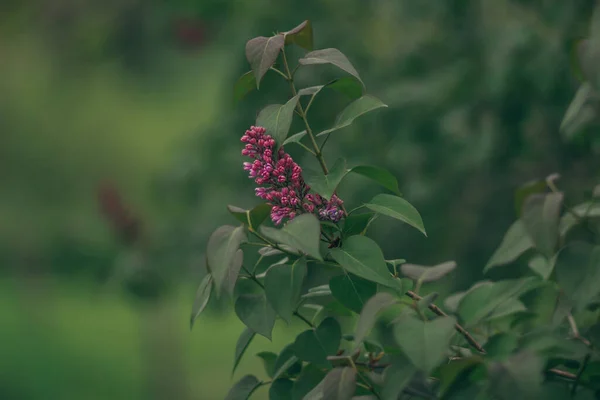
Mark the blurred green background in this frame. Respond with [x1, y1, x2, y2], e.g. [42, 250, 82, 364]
[1, 0, 600, 399]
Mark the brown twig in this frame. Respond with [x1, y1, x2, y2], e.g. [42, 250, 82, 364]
[567, 313, 592, 347]
[405, 291, 486, 354]
[547, 368, 577, 380]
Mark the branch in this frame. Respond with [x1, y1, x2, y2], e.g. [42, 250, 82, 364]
[567, 313, 592, 347]
[547, 368, 577, 380]
[405, 291, 486, 354]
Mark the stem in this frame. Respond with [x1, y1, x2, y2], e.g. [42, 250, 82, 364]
[293, 311, 315, 328]
[405, 291, 486, 354]
[572, 354, 591, 395]
[242, 265, 264, 289]
[270, 67, 289, 80]
[567, 313, 592, 347]
[547, 368, 577, 380]
[356, 371, 382, 400]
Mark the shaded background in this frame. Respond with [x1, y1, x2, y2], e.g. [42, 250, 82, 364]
[1, 0, 600, 399]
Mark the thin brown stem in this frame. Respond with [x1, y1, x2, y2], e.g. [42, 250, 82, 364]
[567, 313, 592, 347]
[547, 368, 577, 380]
[405, 291, 486, 354]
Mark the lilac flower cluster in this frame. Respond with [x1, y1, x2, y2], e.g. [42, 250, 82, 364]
[241, 126, 345, 225]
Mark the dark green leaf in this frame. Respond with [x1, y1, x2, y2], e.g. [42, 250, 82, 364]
[299, 48, 363, 86]
[225, 375, 261, 400]
[342, 213, 376, 237]
[225, 249, 244, 296]
[349, 165, 402, 196]
[207, 225, 247, 297]
[284, 20, 313, 50]
[559, 201, 600, 236]
[232, 328, 255, 376]
[528, 254, 555, 280]
[234, 71, 257, 103]
[393, 315, 457, 373]
[293, 365, 327, 400]
[256, 351, 277, 378]
[190, 273, 213, 329]
[329, 273, 377, 314]
[273, 344, 302, 380]
[245, 34, 285, 88]
[353, 292, 398, 348]
[327, 77, 363, 99]
[259, 247, 285, 257]
[316, 95, 387, 137]
[400, 261, 456, 283]
[364, 194, 426, 236]
[514, 179, 547, 216]
[555, 242, 600, 311]
[330, 235, 399, 288]
[235, 292, 276, 340]
[228, 203, 272, 231]
[484, 333, 519, 360]
[560, 82, 600, 139]
[444, 281, 492, 313]
[322, 367, 357, 400]
[488, 352, 543, 400]
[293, 317, 342, 367]
[382, 361, 417, 400]
[304, 158, 348, 200]
[256, 96, 300, 146]
[270, 378, 294, 400]
[484, 221, 533, 273]
[265, 258, 308, 322]
[485, 298, 526, 321]
[261, 214, 323, 261]
[438, 357, 483, 398]
[282, 130, 307, 147]
[302, 376, 326, 400]
[521, 193, 563, 258]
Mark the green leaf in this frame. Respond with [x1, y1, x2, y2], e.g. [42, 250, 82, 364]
[293, 317, 342, 367]
[302, 376, 326, 400]
[273, 344, 302, 380]
[488, 352, 543, 400]
[256, 351, 277, 378]
[298, 77, 363, 104]
[261, 214, 323, 260]
[559, 201, 600, 236]
[555, 242, 600, 312]
[330, 235, 399, 288]
[270, 378, 295, 400]
[225, 375, 261, 400]
[485, 298, 526, 321]
[560, 82, 600, 139]
[514, 179, 547, 217]
[400, 261, 456, 283]
[521, 193, 563, 258]
[225, 249, 244, 296]
[438, 357, 483, 399]
[235, 292, 276, 340]
[528, 254, 555, 280]
[322, 367, 357, 400]
[190, 274, 213, 329]
[342, 213, 376, 237]
[284, 20, 313, 50]
[299, 48, 363, 85]
[316, 95, 387, 137]
[349, 165, 402, 196]
[329, 273, 377, 314]
[484, 221, 533, 273]
[293, 365, 327, 400]
[228, 203, 272, 231]
[304, 158, 348, 200]
[393, 315, 457, 373]
[353, 292, 398, 348]
[232, 328, 255, 376]
[484, 333, 519, 360]
[364, 194, 426, 236]
[206, 225, 247, 297]
[256, 96, 300, 146]
[283, 130, 307, 147]
[234, 71, 257, 103]
[382, 361, 417, 400]
[265, 258, 308, 322]
[245, 34, 285, 88]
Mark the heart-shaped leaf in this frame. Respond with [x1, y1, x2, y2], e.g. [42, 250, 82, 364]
[245, 34, 285, 88]
[293, 364, 327, 400]
[256, 96, 300, 146]
[284, 20, 314, 50]
[400, 261, 456, 283]
[349, 165, 402, 196]
[273, 344, 303, 380]
[270, 378, 295, 400]
[190, 273, 213, 329]
[353, 292, 398, 348]
[293, 317, 342, 367]
[330, 235, 399, 288]
[484, 221, 533, 273]
[299, 48, 363, 87]
[265, 258, 308, 322]
[232, 328, 255, 376]
[393, 315, 457, 373]
[365, 194, 426, 236]
[322, 367, 357, 400]
[304, 158, 349, 200]
[235, 292, 276, 340]
[329, 273, 377, 314]
[316, 95, 387, 137]
[261, 214, 323, 260]
[234, 71, 257, 103]
[225, 375, 261, 400]
[206, 225, 247, 297]
[555, 242, 600, 312]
